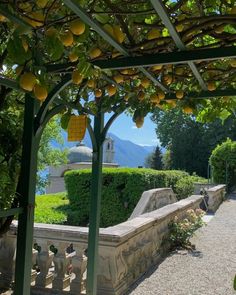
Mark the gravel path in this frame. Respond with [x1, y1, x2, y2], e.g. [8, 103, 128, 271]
[129, 194, 236, 295]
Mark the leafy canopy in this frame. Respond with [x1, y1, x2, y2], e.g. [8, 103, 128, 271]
[1, 0, 236, 124]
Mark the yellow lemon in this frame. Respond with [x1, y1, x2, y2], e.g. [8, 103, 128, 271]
[150, 93, 160, 104]
[34, 84, 48, 101]
[22, 38, 29, 52]
[103, 24, 114, 36]
[152, 65, 163, 71]
[176, 90, 184, 99]
[230, 59, 236, 68]
[124, 94, 129, 101]
[72, 70, 83, 84]
[140, 78, 150, 88]
[230, 6, 236, 14]
[135, 117, 144, 128]
[215, 25, 225, 34]
[163, 74, 172, 85]
[120, 69, 129, 74]
[69, 19, 86, 35]
[15, 66, 23, 76]
[0, 14, 6, 22]
[175, 67, 184, 75]
[61, 30, 74, 47]
[183, 106, 193, 114]
[138, 91, 145, 101]
[36, 0, 48, 8]
[87, 79, 96, 88]
[95, 89, 102, 97]
[207, 81, 216, 91]
[147, 28, 161, 40]
[69, 52, 78, 62]
[106, 84, 117, 96]
[157, 90, 165, 100]
[113, 74, 124, 83]
[113, 25, 125, 43]
[89, 48, 102, 59]
[19, 72, 37, 91]
[45, 27, 58, 37]
[176, 24, 184, 32]
[27, 12, 44, 27]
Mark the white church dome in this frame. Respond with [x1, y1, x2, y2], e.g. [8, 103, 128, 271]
[67, 143, 93, 163]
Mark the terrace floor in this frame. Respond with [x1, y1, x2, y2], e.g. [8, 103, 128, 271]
[128, 194, 236, 295]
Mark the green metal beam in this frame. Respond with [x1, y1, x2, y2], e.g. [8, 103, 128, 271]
[0, 76, 21, 91]
[93, 46, 236, 69]
[165, 88, 236, 100]
[35, 75, 72, 128]
[0, 207, 23, 219]
[63, 0, 168, 92]
[149, 0, 207, 91]
[86, 111, 104, 295]
[14, 95, 40, 295]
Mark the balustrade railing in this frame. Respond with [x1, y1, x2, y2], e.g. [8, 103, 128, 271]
[0, 190, 219, 295]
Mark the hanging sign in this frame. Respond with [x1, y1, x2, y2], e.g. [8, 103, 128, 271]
[67, 115, 87, 142]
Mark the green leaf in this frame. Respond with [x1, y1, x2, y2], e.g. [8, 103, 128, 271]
[94, 13, 109, 24]
[7, 35, 32, 65]
[233, 274, 236, 290]
[44, 35, 64, 61]
[60, 113, 71, 130]
[219, 109, 231, 122]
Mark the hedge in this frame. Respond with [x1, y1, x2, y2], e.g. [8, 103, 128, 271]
[64, 168, 201, 227]
[210, 138, 236, 188]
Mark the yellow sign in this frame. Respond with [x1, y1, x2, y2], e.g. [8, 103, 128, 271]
[68, 115, 87, 142]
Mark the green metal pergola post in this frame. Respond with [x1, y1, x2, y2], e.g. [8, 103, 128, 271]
[87, 111, 104, 295]
[14, 95, 40, 295]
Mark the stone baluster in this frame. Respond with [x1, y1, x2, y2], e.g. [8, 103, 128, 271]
[0, 233, 16, 289]
[35, 239, 54, 287]
[52, 242, 70, 291]
[31, 248, 38, 284]
[70, 244, 87, 294]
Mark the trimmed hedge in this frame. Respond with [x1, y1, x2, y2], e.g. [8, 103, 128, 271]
[210, 138, 236, 188]
[64, 168, 199, 227]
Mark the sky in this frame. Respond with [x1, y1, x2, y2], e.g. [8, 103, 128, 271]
[105, 113, 159, 146]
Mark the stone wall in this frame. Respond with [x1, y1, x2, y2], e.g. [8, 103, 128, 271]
[0, 194, 203, 295]
[129, 188, 177, 219]
[205, 184, 226, 212]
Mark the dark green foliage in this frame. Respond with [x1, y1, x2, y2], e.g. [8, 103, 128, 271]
[145, 145, 163, 170]
[64, 168, 201, 227]
[174, 175, 206, 200]
[151, 109, 236, 177]
[210, 139, 236, 188]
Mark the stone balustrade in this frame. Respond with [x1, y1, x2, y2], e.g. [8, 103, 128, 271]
[129, 188, 177, 219]
[0, 194, 203, 295]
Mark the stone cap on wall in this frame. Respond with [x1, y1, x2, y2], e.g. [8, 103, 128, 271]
[129, 188, 177, 220]
[11, 194, 203, 247]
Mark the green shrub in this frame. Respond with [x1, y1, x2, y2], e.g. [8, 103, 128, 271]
[35, 193, 69, 224]
[210, 138, 236, 188]
[64, 168, 198, 227]
[174, 175, 206, 200]
[169, 208, 205, 250]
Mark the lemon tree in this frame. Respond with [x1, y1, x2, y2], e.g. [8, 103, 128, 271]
[0, 0, 236, 127]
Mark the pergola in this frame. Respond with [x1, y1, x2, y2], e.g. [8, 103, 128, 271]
[0, 1, 236, 295]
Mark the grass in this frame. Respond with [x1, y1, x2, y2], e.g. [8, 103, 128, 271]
[35, 192, 69, 224]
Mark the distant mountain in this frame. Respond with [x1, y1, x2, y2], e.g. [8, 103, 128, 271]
[57, 131, 155, 167]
